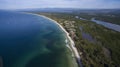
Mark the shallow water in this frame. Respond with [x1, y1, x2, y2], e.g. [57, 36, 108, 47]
[0, 10, 75, 67]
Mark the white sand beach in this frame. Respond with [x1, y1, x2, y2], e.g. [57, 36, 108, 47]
[24, 12, 83, 67]
[40, 15, 83, 67]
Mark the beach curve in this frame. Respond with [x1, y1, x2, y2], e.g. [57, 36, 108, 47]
[23, 12, 83, 67]
[40, 15, 83, 67]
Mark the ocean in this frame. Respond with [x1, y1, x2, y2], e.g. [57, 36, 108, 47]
[0, 10, 75, 67]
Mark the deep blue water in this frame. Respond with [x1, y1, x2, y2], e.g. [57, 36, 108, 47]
[0, 10, 72, 67]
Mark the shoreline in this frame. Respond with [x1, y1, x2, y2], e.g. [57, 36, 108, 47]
[24, 12, 83, 67]
[40, 15, 83, 67]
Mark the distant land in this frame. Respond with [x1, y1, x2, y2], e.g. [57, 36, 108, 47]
[14, 8, 120, 13]
[26, 8, 120, 67]
[0, 8, 120, 67]
[16, 8, 120, 25]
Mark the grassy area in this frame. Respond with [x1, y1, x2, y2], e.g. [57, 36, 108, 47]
[34, 12, 120, 67]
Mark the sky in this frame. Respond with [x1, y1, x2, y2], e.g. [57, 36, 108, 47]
[0, 0, 120, 9]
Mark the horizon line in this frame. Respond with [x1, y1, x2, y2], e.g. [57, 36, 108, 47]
[1, 7, 120, 10]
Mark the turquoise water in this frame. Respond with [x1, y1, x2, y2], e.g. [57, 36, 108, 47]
[0, 10, 74, 67]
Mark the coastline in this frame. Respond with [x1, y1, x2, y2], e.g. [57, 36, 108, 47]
[39, 15, 83, 67]
[24, 12, 83, 67]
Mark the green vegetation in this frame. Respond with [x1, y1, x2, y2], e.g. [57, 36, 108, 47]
[34, 12, 120, 67]
[75, 12, 120, 25]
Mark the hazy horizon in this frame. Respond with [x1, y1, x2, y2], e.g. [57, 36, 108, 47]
[0, 0, 120, 10]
